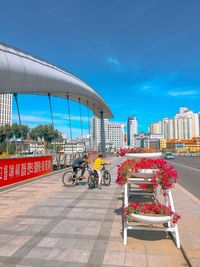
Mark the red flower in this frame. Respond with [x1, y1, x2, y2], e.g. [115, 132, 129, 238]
[124, 201, 180, 224]
[116, 158, 178, 190]
[139, 183, 147, 189]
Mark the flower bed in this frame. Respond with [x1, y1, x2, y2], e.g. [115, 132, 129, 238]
[139, 183, 156, 193]
[116, 159, 136, 185]
[116, 158, 177, 191]
[123, 201, 181, 224]
[119, 148, 155, 156]
[125, 152, 162, 160]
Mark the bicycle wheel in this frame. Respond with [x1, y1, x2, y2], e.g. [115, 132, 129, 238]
[88, 173, 96, 189]
[62, 171, 76, 186]
[103, 171, 111, 186]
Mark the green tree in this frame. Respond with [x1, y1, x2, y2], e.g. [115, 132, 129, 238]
[0, 126, 6, 142]
[4, 124, 13, 139]
[11, 124, 29, 140]
[0, 124, 30, 155]
[30, 125, 61, 151]
[0, 123, 60, 155]
[7, 142, 16, 154]
[0, 141, 6, 154]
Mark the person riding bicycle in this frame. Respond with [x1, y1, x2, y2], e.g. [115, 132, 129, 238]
[93, 154, 111, 189]
[72, 155, 89, 180]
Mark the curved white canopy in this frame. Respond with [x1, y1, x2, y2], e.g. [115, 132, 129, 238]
[0, 43, 113, 118]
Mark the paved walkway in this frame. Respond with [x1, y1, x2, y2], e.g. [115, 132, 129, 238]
[0, 157, 188, 267]
[173, 184, 200, 267]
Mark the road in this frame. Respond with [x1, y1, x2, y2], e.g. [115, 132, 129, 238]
[167, 156, 200, 199]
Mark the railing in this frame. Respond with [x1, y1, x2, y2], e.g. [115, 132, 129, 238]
[52, 151, 115, 170]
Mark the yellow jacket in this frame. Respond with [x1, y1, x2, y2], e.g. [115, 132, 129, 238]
[93, 158, 105, 170]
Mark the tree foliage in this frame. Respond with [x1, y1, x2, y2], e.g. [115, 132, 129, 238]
[30, 125, 60, 143]
[0, 124, 61, 154]
[0, 124, 29, 141]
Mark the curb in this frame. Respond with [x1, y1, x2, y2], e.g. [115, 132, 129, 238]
[180, 246, 192, 267]
[176, 183, 200, 207]
[176, 183, 200, 267]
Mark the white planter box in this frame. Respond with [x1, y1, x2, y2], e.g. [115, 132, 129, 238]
[125, 152, 162, 160]
[130, 213, 172, 224]
[138, 169, 158, 175]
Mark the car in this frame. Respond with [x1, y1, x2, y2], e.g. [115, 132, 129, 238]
[164, 152, 174, 160]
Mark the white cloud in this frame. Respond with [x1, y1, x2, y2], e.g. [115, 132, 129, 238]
[12, 115, 51, 123]
[54, 113, 89, 122]
[106, 56, 124, 73]
[57, 126, 89, 138]
[146, 24, 199, 52]
[135, 73, 185, 96]
[47, 10, 72, 23]
[13, 113, 89, 124]
[136, 75, 168, 94]
[107, 57, 120, 67]
[168, 90, 198, 97]
[12, 113, 90, 138]
[141, 85, 151, 91]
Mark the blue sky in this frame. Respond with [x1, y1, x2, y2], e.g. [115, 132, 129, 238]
[0, 0, 200, 137]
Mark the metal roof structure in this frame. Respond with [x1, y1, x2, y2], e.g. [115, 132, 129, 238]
[0, 43, 113, 118]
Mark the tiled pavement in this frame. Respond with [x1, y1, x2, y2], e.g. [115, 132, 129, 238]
[0, 158, 188, 267]
[173, 184, 200, 267]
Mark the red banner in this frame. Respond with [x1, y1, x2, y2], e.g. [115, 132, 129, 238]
[0, 155, 52, 188]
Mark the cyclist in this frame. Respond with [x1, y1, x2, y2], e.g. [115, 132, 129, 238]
[72, 155, 89, 180]
[93, 154, 111, 189]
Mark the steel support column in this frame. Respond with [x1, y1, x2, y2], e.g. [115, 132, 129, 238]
[100, 111, 106, 157]
[48, 93, 56, 156]
[14, 93, 21, 125]
[87, 100, 92, 152]
[48, 93, 54, 129]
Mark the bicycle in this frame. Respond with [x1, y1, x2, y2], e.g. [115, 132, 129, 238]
[62, 163, 92, 187]
[102, 164, 111, 186]
[87, 163, 111, 189]
[87, 170, 99, 189]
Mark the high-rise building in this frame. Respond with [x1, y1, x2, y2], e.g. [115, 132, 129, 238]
[108, 122, 124, 148]
[167, 118, 174, 140]
[127, 116, 138, 147]
[149, 121, 163, 135]
[90, 116, 108, 150]
[173, 107, 199, 139]
[0, 94, 12, 125]
[149, 107, 199, 140]
[90, 116, 125, 150]
[163, 118, 169, 139]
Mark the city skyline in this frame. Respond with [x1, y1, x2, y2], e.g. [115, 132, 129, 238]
[148, 106, 200, 139]
[11, 105, 200, 139]
[1, 1, 200, 136]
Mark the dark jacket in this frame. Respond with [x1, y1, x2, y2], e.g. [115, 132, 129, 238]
[72, 157, 84, 168]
